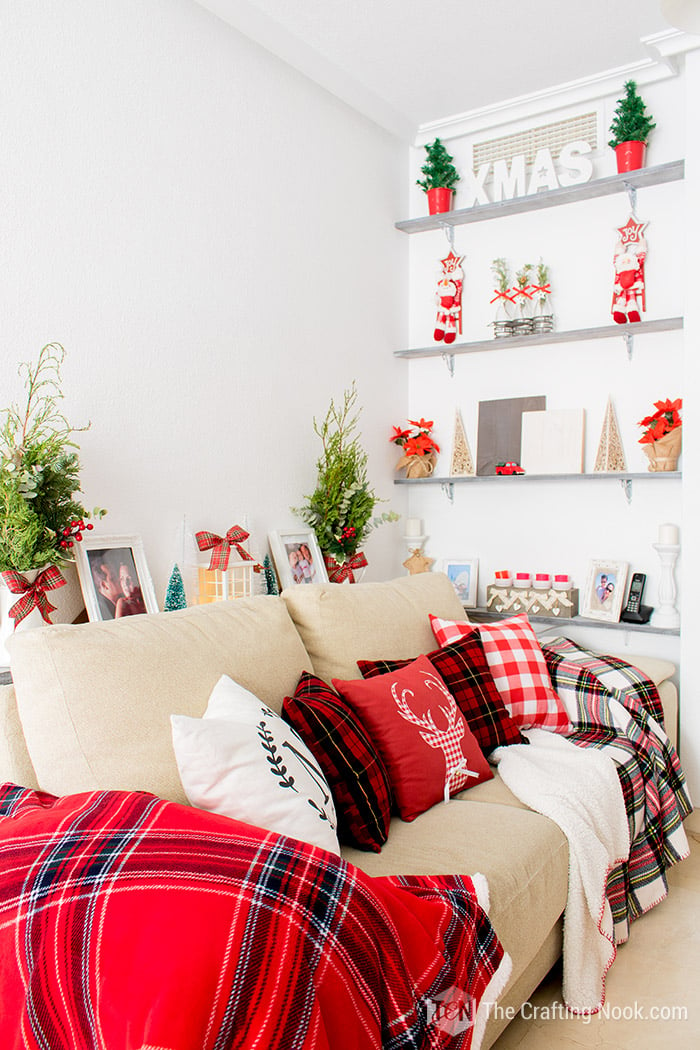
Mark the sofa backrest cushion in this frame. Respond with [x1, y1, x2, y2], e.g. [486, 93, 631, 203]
[281, 573, 466, 683]
[9, 597, 311, 803]
[0, 685, 39, 790]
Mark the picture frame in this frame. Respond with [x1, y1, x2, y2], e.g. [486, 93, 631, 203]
[268, 529, 329, 590]
[581, 559, 629, 623]
[441, 558, 479, 608]
[74, 534, 159, 622]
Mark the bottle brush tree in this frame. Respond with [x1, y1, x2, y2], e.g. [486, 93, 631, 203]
[416, 138, 461, 192]
[608, 80, 656, 147]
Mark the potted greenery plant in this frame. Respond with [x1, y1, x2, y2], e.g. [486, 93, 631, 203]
[416, 138, 460, 215]
[0, 343, 105, 642]
[608, 80, 656, 173]
[293, 383, 398, 583]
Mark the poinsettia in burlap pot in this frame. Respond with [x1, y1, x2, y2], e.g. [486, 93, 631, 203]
[391, 417, 440, 478]
[638, 397, 682, 472]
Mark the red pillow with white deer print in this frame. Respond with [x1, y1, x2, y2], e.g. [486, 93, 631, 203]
[430, 614, 570, 733]
[332, 655, 493, 822]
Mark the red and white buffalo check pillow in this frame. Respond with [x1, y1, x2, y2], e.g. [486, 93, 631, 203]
[430, 614, 571, 733]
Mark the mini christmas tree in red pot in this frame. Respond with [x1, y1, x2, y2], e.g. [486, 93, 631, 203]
[416, 138, 460, 215]
[608, 80, 656, 173]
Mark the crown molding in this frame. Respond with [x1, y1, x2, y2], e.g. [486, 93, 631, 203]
[192, 0, 414, 140]
[416, 29, 699, 146]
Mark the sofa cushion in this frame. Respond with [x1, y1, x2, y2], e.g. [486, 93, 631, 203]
[171, 674, 339, 854]
[358, 631, 524, 756]
[282, 572, 466, 684]
[333, 656, 493, 822]
[0, 686, 39, 790]
[9, 596, 311, 803]
[342, 791, 569, 996]
[282, 673, 391, 853]
[431, 614, 571, 733]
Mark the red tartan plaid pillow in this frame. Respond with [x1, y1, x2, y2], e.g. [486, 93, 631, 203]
[430, 614, 571, 733]
[282, 672, 392, 852]
[333, 655, 493, 822]
[358, 632, 523, 756]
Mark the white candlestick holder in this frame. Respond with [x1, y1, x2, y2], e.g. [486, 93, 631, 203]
[403, 533, 427, 558]
[651, 543, 680, 630]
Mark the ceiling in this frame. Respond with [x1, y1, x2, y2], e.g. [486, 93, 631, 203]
[195, 1, 677, 138]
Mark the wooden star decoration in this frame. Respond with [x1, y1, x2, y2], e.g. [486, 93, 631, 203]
[403, 550, 434, 575]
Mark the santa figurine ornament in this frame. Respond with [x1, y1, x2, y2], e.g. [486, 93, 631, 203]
[612, 215, 648, 324]
[434, 250, 464, 343]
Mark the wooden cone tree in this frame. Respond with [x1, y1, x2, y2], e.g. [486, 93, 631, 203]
[450, 410, 475, 476]
[594, 397, 627, 471]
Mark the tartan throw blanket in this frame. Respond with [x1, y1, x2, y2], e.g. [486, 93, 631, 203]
[0, 783, 511, 1050]
[543, 638, 692, 944]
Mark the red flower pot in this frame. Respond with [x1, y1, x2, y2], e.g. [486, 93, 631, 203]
[615, 141, 646, 173]
[427, 187, 454, 215]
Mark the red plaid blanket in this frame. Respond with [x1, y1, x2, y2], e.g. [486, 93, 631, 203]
[543, 640, 692, 943]
[0, 784, 509, 1050]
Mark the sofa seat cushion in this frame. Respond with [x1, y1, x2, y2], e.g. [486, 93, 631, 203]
[282, 573, 466, 684]
[9, 597, 311, 803]
[342, 793, 569, 992]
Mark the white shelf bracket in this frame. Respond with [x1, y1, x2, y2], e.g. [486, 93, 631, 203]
[623, 181, 637, 213]
[620, 478, 633, 504]
[441, 481, 455, 504]
[623, 331, 634, 360]
[441, 352, 455, 377]
[438, 221, 455, 250]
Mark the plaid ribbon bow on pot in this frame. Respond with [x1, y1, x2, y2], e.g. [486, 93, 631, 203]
[1, 566, 66, 627]
[196, 526, 261, 572]
[323, 551, 368, 584]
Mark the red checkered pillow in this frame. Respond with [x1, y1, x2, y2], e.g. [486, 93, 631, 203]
[430, 614, 571, 733]
[333, 655, 493, 822]
[282, 673, 392, 852]
[358, 631, 523, 756]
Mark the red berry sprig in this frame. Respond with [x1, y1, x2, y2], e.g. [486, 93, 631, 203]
[58, 519, 94, 550]
[339, 525, 357, 551]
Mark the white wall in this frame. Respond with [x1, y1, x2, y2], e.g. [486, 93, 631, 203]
[403, 70, 694, 781]
[0, 0, 409, 598]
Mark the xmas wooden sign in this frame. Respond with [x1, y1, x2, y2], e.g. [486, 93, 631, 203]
[463, 140, 594, 208]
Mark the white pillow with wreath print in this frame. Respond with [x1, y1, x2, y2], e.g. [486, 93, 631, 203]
[171, 675, 339, 855]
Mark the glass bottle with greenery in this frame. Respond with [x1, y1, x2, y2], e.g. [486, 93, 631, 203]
[0, 343, 105, 572]
[293, 382, 397, 567]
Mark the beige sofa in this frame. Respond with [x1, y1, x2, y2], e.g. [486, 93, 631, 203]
[0, 572, 678, 1048]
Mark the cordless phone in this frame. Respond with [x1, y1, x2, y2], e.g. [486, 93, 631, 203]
[620, 573, 652, 624]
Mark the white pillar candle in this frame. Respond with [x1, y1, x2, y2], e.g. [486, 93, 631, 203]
[405, 517, 423, 537]
[658, 523, 680, 546]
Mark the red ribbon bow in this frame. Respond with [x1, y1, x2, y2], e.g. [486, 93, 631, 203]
[196, 526, 261, 572]
[530, 283, 551, 297]
[323, 551, 368, 584]
[489, 289, 517, 305]
[1, 566, 66, 627]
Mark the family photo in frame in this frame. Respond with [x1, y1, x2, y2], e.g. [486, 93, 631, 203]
[74, 534, 159, 622]
[268, 529, 328, 590]
[581, 559, 629, 623]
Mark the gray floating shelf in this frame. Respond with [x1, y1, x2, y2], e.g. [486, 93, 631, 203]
[394, 471, 681, 486]
[467, 608, 680, 637]
[394, 316, 683, 360]
[395, 160, 684, 233]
